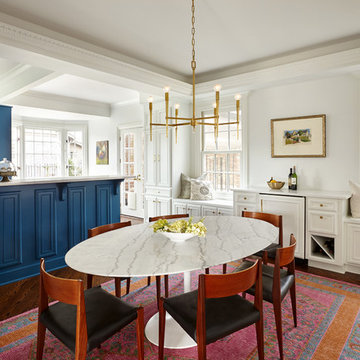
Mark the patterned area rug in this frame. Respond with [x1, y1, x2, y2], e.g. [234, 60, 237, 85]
[0, 265, 360, 360]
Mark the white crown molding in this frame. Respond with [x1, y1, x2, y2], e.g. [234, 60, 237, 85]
[0, 12, 192, 96]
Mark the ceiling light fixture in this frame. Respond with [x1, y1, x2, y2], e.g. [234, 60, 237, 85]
[148, 0, 241, 143]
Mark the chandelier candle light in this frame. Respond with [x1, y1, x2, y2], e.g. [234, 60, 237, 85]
[148, 0, 241, 143]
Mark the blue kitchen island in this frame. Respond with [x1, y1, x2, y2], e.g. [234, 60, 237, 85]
[0, 176, 127, 286]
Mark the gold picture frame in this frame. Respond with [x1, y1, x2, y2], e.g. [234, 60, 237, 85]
[271, 114, 326, 158]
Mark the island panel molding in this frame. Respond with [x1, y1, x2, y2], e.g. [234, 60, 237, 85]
[0, 177, 125, 286]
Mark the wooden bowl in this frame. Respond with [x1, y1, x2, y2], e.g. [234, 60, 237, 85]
[267, 181, 285, 190]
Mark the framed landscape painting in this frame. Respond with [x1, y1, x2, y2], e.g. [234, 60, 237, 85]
[96, 140, 109, 164]
[271, 114, 326, 158]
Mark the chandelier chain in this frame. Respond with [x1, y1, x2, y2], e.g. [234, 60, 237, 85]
[191, 0, 196, 70]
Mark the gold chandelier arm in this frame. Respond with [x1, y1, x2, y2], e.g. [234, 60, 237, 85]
[175, 107, 178, 144]
[149, 101, 153, 141]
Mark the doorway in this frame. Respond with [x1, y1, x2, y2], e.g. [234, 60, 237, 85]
[119, 128, 144, 218]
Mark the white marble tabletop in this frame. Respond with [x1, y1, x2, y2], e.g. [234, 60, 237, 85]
[65, 216, 278, 278]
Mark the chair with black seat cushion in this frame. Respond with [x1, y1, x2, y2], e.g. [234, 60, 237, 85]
[149, 214, 189, 305]
[242, 211, 283, 264]
[158, 259, 264, 360]
[234, 234, 296, 360]
[87, 221, 134, 297]
[36, 258, 144, 360]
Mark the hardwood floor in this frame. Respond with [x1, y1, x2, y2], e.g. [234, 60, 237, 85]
[0, 213, 358, 321]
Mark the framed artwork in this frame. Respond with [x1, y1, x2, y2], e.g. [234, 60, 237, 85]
[96, 140, 109, 164]
[271, 114, 326, 158]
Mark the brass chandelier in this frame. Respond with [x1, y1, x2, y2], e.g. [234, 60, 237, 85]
[148, 0, 241, 142]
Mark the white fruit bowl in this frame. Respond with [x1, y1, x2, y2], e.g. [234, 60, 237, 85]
[161, 232, 195, 242]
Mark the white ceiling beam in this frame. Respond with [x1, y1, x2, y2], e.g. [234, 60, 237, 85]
[0, 63, 60, 102]
[6, 91, 111, 118]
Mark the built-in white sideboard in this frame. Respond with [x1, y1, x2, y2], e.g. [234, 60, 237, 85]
[233, 188, 354, 274]
[172, 198, 233, 217]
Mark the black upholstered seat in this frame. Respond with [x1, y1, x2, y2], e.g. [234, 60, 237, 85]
[235, 260, 295, 303]
[158, 260, 264, 360]
[164, 290, 260, 344]
[40, 286, 138, 352]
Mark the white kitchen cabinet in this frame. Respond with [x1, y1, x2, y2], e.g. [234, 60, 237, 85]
[145, 194, 171, 220]
[233, 190, 258, 215]
[259, 194, 305, 259]
[203, 205, 233, 216]
[345, 220, 360, 274]
[172, 199, 233, 217]
[187, 204, 201, 216]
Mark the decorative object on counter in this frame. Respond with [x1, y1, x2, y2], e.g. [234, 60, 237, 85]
[290, 165, 298, 190]
[147, 0, 241, 143]
[151, 217, 207, 241]
[0, 158, 17, 182]
[190, 178, 215, 200]
[267, 177, 285, 189]
[179, 173, 206, 199]
[96, 140, 109, 165]
[349, 180, 360, 218]
[271, 114, 326, 158]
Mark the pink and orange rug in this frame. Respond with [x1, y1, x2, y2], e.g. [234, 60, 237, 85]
[0, 267, 360, 359]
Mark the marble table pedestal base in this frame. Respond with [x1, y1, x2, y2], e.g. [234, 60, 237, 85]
[145, 271, 197, 349]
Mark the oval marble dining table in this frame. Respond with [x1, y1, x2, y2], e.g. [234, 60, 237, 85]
[65, 216, 278, 349]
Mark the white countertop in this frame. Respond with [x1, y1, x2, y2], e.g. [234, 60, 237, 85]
[232, 187, 351, 200]
[65, 216, 278, 277]
[0, 175, 134, 187]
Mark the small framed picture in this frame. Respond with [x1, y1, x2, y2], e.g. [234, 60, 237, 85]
[271, 114, 326, 158]
[96, 140, 109, 164]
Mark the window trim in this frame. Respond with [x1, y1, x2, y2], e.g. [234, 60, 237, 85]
[12, 118, 88, 179]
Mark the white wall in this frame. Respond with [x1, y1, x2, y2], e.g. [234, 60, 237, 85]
[88, 117, 118, 175]
[247, 75, 359, 191]
[111, 102, 144, 128]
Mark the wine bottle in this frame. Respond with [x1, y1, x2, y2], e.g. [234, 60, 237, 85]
[291, 166, 297, 190]
[288, 168, 292, 190]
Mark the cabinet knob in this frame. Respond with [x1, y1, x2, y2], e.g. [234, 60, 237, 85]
[320, 216, 323, 219]
[244, 197, 247, 200]
[320, 204, 324, 207]
[218, 211, 222, 215]
[244, 207, 247, 210]
[212, 211, 216, 214]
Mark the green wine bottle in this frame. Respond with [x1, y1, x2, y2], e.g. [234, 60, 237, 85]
[291, 166, 297, 190]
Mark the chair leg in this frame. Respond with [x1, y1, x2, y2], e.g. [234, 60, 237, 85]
[36, 321, 46, 360]
[136, 307, 144, 360]
[262, 251, 269, 265]
[87, 274, 93, 289]
[147, 276, 151, 286]
[164, 275, 169, 298]
[222, 263, 227, 274]
[158, 298, 165, 360]
[75, 338, 87, 360]
[126, 278, 131, 295]
[197, 340, 206, 360]
[255, 319, 264, 360]
[273, 300, 284, 360]
[114, 278, 121, 298]
[290, 283, 297, 327]
[205, 268, 209, 274]
[156, 276, 161, 309]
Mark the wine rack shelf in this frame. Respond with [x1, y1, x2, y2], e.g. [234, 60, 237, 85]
[310, 234, 335, 261]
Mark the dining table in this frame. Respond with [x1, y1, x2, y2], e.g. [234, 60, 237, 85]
[65, 215, 278, 349]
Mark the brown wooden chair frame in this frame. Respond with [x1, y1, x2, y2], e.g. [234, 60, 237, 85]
[87, 221, 133, 297]
[149, 214, 189, 306]
[36, 258, 144, 360]
[242, 211, 283, 264]
[158, 260, 264, 360]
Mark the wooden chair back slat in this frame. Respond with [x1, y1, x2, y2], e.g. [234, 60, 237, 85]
[278, 234, 296, 267]
[40, 258, 83, 306]
[88, 221, 132, 238]
[149, 214, 189, 222]
[201, 260, 259, 299]
[242, 211, 283, 246]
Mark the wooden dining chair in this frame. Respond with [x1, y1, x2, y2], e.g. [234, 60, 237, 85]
[235, 234, 297, 360]
[149, 214, 189, 305]
[158, 259, 264, 360]
[36, 258, 144, 360]
[87, 221, 133, 297]
[242, 211, 283, 264]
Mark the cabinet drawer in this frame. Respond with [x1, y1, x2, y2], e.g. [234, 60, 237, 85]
[235, 204, 257, 215]
[234, 192, 257, 204]
[308, 211, 337, 235]
[145, 187, 171, 197]
[308, 198, 338, 212]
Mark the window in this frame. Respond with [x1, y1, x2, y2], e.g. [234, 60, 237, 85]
[202, 110, 242, 192]
[11, 121, 87, 179]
